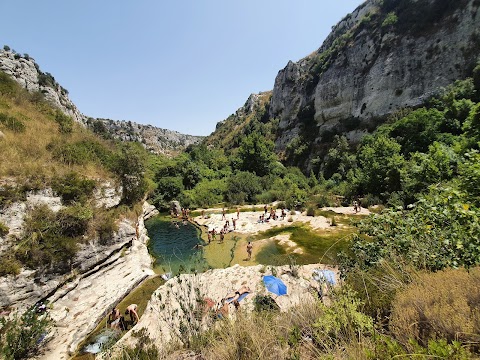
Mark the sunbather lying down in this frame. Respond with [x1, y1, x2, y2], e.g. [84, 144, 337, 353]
[224, 286, 252, 303]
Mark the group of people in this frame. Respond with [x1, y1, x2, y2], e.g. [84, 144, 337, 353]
[107, 304, 139, 331]
[258, 205, 286, 223]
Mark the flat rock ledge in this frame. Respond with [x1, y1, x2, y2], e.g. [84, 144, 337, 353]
[117, 263, 337, 352]
[36, 202, 155, 360]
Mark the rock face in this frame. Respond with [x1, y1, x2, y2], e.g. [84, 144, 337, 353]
[119, 263, 337, 352]
[206, 0, 480, 167]
[89, 118, 203, 155]
[0, 187, 143, 312]
[36, 202, 154, 360]
[0, 50, 86, 124]
[270, 0, 480, 150]
[0, 49, 202, 155]
[0, 196, 155, 360]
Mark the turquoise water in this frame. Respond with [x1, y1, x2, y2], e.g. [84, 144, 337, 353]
[146, 216, 208, 275]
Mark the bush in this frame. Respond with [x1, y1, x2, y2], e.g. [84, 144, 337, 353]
[91, 210, 118, 245]
[253, 295, 280, 312]
[0, 112, 26, 132]
[0, 307, 52, 359]
[390, 267, 480, 347]
[306, 206, 315, 217]
[57, 205, 93, 238]
[312, 287, 374, 352]
[52, 172, 96, 204]
[0, 222, 9, 236]
[16, 204, 80, 270]
[0, 255, 21, 276]
[0, 186, 27, 209]
[382, 11, 398, 27]
[54, 110, 73, 134]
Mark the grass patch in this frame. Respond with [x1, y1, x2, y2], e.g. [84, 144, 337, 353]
[253, 223, 355, 265]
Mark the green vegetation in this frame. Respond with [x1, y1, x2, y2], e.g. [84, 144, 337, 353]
[135, 65, 480, 358]
[254, 224, 354, 265]
[0, 307, 53, 360]
[0, 70, 155, 275]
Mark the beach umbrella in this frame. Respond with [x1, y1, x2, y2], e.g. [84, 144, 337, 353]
[312, 269, 336, 285]
[263, 275, 287, 296]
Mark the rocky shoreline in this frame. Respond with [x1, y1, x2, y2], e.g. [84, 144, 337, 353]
[34, 202, 157, 360]
[117, 263, 337, 353]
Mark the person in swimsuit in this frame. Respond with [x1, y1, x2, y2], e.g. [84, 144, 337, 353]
[125, 304, 139, 324]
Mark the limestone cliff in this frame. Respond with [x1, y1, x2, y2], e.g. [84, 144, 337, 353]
[207, 0, 480, 168]
[0, 49, 202, 155]
[0, 49, 85, 124]
[88, 117, 203, 155]
[271, 0, 480, 152]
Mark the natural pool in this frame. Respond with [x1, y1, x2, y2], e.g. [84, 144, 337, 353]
[145, 213, 358, 273]
[146, 215, 208, 274]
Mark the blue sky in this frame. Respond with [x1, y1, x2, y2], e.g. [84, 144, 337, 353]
[2, 1, 364, 136]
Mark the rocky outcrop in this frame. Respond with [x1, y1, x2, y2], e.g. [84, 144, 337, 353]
[270, 0, 480, 149]
[0, 186, 136, 311]
[118, 263, 336, 351]
[0, 180, 156, 360]
[0, 49, 86, 124]
[36, 202, 154, 360]
[89, 118, 203, 155]
[0, 49, 202, 155]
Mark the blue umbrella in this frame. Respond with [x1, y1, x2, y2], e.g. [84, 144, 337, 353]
[263, 275, 287, 296]
[312, 269, 336, 285]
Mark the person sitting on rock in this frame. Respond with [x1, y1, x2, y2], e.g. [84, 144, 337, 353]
[125, 304, 139, 324]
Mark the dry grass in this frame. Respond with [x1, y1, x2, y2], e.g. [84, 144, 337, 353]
[196, 301, 324, 360]
[0, 91, 113, 183]
[390, 267, 480, 348]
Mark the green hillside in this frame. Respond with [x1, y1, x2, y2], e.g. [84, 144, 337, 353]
[0, 71, 152, 275]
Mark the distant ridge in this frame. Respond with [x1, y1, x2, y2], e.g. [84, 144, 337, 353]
[0, 48, 202, 155]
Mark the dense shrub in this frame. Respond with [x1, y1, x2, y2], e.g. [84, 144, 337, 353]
[225, 171, 262, 205]
[312, 287, 374, 351]
[0, 255, 21, 276]
[91, 209, 118, 245]
[57, 205, 93, 238]
[0, 112, 26, 133]
[54, 110, 73, 134]
[0, 307, 52, 360]
[390, 267, 480, 347]
[16, 204, 81, 270]
[52, 172, 96, 204]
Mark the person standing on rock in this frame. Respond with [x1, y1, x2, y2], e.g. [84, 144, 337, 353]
[237, 207, 240, 219]
[222, 208, 226, 220]
[125, 304, 139, 324]
[247, 241, 253, 260]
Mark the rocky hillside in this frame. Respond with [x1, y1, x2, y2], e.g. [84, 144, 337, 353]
[86, 117, 203, 155]
[0, 48, 201, 155]
[206, 0, 480, 169]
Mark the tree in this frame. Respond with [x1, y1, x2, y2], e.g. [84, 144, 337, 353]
[357, 135, 405, 198]
[225, 171, 262, 204]
[238, 132, 276, 176]
[116, 143, 148, 205]
[323, 135, 356, 179]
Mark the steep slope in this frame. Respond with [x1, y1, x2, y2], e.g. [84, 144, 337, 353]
[0, 48, 201, 155]
[206, 0, 480, 169]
